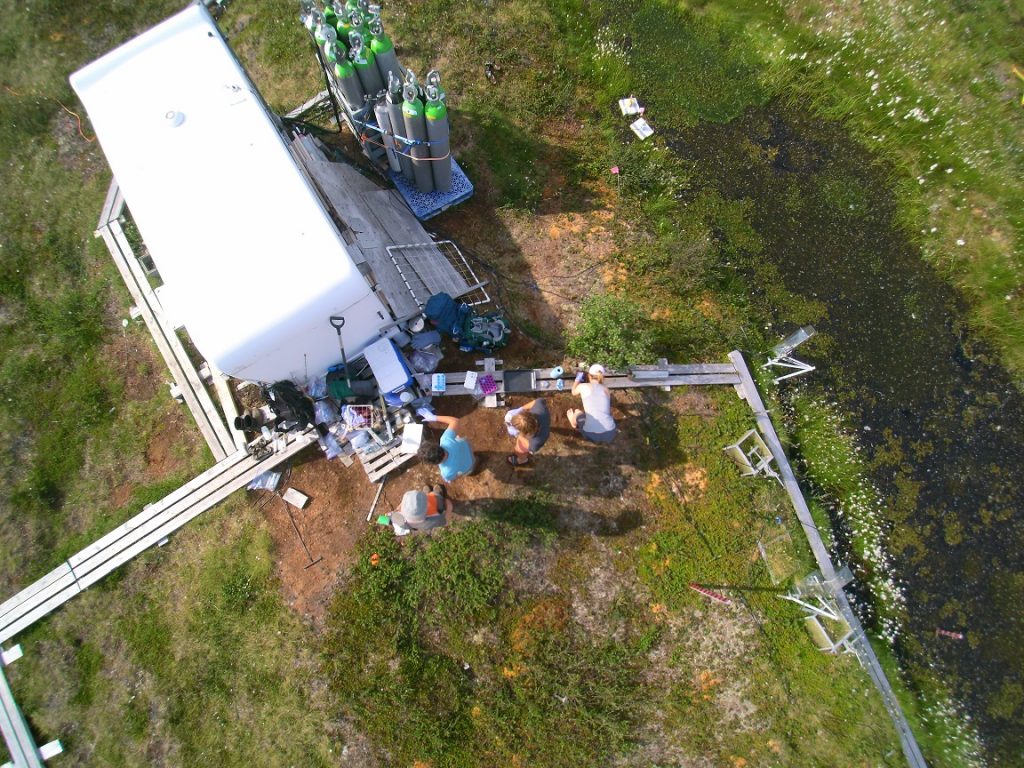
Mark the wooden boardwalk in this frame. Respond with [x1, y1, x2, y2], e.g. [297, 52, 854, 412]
[95, 184, 235, 461]
[415, 362, 742, 399]
[729, 352, 927, 768]
[0, 430, 316, 646]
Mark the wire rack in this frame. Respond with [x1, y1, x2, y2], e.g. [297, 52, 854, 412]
[386, 240, 491, 309]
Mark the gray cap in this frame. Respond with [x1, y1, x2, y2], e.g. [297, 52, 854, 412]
[392, 490, 427, 527]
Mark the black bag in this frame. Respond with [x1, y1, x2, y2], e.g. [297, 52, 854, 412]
[266, 381, 315, 430]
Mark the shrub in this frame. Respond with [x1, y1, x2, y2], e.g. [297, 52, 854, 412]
[567, 293, 658, 368]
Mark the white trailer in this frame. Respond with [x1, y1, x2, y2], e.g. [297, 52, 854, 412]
[71, 3, 391, 384]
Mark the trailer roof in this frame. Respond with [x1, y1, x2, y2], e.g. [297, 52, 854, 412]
[71, 3, 388, 384]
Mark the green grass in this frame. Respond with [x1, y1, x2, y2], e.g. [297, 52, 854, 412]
[323, 508, 641, 767]
[6, 500, 336, 767]
[322, 460, 906, 767]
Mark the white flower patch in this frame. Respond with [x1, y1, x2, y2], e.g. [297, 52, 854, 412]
[784, 397, 908, 640]
[593, 25, 629, 64]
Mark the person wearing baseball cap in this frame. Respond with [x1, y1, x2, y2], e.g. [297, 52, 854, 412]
[391, 487, 452, 532]
[566, 363, 617, 443]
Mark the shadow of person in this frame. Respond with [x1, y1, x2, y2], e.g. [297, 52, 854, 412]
[454, 495, 643, 537]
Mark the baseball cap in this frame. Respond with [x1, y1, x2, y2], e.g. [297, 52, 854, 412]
[392, 490, 427, 527]
[588, 363, 606, 377]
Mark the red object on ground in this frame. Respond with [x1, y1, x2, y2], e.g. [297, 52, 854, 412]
[688, 582, 732, 605]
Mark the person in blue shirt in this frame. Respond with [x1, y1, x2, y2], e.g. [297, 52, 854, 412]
[418, 414, 476, 482]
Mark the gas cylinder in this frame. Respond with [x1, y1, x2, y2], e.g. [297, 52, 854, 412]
[369, 18, 403, 88]
[320, 25, 338, 61]
[425, 70, 447, 104]
[347, 11, 368, 48]
[424, 84, 451, 192]
[332, 52, 366, 109]
[323, 39, 340, 67]
[402, 83, 434, 193]
[348, 32, 384, 98]
[374, 101, 402, 173]
[386, 72, 415, 181]
[323, 3, 338, 29]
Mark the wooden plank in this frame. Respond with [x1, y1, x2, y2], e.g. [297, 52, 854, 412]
[0, 581, 83, 646]
[99, 223, 230, 460]
[211, 369, 248, 450]
[75, 435, 317, 591]
[108, 220, 233, 457]
[96, 177, 124, 230]
[359, 444, 415, 484]
[0, 665, 42, 768]
[0, 433, 316, 645]
[413, 367, 739, 397]
[0, 564, 74, 624]
[357, 242, 421, 317]
[365, 191, 430, 246]
[67, 449, 251, 569]
[71, 449, 268, 579]
[0, 663, 42, 765]
[0, 572, 78, 635]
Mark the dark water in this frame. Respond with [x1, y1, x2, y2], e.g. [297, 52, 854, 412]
[670, 106, 1024, 764]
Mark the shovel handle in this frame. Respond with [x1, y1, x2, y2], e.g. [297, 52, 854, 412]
[330, 315, 346, 332]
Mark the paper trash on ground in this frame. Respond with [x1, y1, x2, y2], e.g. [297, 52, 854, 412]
[618, 97, 643, 116]
[630, 117, 654, 140]
[400, 423, 425, 454]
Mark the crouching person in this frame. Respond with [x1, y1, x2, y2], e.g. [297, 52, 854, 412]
[391, 487, 451, 534]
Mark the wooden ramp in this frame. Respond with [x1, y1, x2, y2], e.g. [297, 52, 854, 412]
[0, 431, 316, 645]
[95, 185, 235, 461]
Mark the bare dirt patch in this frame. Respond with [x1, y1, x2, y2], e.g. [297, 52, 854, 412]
[260, 381, 655, 625]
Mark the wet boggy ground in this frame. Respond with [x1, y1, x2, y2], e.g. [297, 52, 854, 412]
[671, 105, 1024, 763]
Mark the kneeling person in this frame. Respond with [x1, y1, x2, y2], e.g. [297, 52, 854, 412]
[391, 487, 451, 533]
[505, 398, 550, 466]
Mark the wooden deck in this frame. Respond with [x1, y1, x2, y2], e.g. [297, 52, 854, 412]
[288, 134, 475, 319]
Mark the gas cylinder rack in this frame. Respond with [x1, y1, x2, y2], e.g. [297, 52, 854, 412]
[299, 0, 473, 219]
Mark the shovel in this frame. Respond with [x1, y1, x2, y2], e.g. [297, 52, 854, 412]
[329, 315, 353, 393]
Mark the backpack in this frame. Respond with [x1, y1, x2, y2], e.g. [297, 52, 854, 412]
[424, 292, 511, 353]
[424, 292, 472, 338]
[458, 313, 511, 353]
[266, 381, 315, 429]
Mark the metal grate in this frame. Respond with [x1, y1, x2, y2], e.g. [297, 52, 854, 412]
[386, 240, 491, 309]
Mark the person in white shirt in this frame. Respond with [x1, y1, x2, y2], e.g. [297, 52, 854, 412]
[566, 364, 617, 443]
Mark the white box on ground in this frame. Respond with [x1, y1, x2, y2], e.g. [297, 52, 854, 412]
[618, 96, 642, 115]
[282, 488, 309, 509]
[630, 117, 654, 140]
[463, 371, 478, 391]
[40, 741, 64, 760]
[400, 423, 424, 454]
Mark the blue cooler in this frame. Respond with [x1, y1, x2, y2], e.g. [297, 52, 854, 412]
[363, 337, 415, 407]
